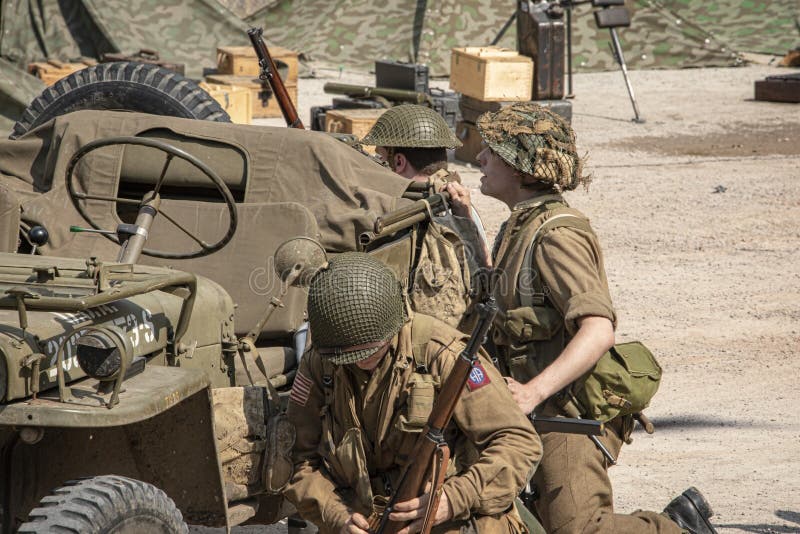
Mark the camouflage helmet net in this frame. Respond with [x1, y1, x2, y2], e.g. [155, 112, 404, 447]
[361, 104, 462, 149]
[477, 103, 589, 191]
[307, 252, 405, 365]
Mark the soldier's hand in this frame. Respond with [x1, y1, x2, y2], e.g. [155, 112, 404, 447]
[505, 376, 544, 415]
[390, 483, 452, 533]
[443, 182, 472, 218]
[341, 512, 371, 534]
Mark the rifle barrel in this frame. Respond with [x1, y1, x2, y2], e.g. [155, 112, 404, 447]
[531, 416, 604, 436]
[247, 27, 304, 129]
[323, 82, 430, 105]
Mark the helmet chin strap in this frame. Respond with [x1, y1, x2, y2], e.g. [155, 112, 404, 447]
[384, 147, 397, 172]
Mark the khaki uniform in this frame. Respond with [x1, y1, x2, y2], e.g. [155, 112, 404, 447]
[491, 193, 682, 534]
[285, 314, 541, 534]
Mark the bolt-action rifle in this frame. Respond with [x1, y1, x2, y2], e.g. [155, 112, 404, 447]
[369, 296, 498, 534]
[247, 27, 304, 129]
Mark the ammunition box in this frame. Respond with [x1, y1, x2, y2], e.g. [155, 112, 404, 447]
[216, 45, 299, 85]
[310, 105, 332, 131]
[375, 60, 429, 93]
[27, 60, 96, 86]
[754, 73, 800, 103]
[205, 74, 298, 119]
[324, 108, 388, 154]
[517, 0, 565, 100]
[450, 47, 533, 101]
[429, 89, 461, 130]
[199, 83, 253, 124]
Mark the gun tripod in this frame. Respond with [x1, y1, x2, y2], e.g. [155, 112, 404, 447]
[493, 1, 644, 123]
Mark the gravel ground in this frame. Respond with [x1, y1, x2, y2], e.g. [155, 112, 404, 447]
[194, 63, 800, 533]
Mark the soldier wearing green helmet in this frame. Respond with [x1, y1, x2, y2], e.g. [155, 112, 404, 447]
[284, 252, 541, 534]
[477, 103, 717, 534]
[362, 104, 491, 271]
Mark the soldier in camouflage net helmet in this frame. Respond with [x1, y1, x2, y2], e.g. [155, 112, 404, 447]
[478, 103, 717, 534]
[285, 252, 541, 534]
[362, 105, 491, 270]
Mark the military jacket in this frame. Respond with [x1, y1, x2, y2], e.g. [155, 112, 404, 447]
[491, 193, 616, 394]
[285, 314, 541, 534]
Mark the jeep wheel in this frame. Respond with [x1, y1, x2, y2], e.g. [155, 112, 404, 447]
[10, 62, 230, 139]
[18, 475, 188, 534]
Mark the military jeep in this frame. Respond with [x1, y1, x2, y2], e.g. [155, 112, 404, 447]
[0, 110, 471, 532]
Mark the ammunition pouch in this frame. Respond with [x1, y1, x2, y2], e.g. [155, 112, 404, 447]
[396, 372, 438, 432]
[572, 341, 662, 423]
[325, 427, 374, 512]
[497, 305, 562, 343]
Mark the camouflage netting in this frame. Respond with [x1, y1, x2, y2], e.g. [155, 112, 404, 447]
[308, 253, 405, 365]
[1, 0, 797, 131]
[360, 105, 462, 148]
[0, 0, 251, 132]
[245, 0, 799, 75]
[478, 103, 587, 192]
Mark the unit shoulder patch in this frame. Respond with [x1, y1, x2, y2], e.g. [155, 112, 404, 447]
[466, 361, 491, 392]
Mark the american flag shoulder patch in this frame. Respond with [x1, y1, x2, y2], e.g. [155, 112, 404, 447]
[290, 370, 314, 406]
[466, 362, 491, 392]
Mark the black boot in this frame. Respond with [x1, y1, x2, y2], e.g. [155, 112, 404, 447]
[663, 487, 717, 534]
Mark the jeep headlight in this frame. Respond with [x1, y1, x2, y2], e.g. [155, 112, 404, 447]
[76, 326, 132, 381]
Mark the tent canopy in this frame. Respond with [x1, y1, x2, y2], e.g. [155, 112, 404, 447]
[1, 0, 797, 131]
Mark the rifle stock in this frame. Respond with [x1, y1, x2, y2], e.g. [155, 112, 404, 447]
[371, 298, 498, 534]
[247, 27, 304, 129]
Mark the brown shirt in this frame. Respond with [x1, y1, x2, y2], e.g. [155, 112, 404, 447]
[490, 194, 616, 383]
[284, 314, 541, 533]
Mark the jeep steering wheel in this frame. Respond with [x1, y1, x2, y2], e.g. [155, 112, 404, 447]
[66, 136, 238, 259]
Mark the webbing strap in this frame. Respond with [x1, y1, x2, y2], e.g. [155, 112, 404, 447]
[519, 213, 593, 309]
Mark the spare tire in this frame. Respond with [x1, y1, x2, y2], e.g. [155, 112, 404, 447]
[10, 62, 230, 139]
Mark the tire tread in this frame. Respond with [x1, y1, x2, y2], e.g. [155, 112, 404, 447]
[10, 62, 230, 139]
[17, 475, 188, 534]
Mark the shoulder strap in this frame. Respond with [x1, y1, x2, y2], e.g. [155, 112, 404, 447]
[519, 212, 593, 309]
[321, 355, 335, 408]
[410, 315, 436, 372]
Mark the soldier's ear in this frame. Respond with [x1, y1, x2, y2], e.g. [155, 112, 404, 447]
[394, 153, 408, 173]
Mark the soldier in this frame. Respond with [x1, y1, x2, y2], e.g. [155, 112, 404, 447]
[361, 104, 491, 270]
[284, 252, 541, 534]
[463, 102, 717, 534]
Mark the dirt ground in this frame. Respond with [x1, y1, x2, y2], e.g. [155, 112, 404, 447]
[194, 63, 800, 533]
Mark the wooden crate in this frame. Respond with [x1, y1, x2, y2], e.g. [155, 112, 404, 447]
[454, 121, 483, 164]
[199, 82, 253, 124]
[324, 108, 387, 154]
[449, 47, 533, 102]
[216, 45, 299, 84]
[205, 74, 297, 119]
[27, 60, 95, 86]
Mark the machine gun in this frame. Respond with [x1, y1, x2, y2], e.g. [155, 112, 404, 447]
[311, 62, 461, 133]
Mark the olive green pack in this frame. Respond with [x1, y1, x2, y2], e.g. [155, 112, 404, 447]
[573, 341, 662, 422]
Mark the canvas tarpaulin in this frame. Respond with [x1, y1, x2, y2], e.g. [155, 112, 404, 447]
[0, 110, 412, 336]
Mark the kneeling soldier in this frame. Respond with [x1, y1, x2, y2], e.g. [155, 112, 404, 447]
[284, 252, 541, 534]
